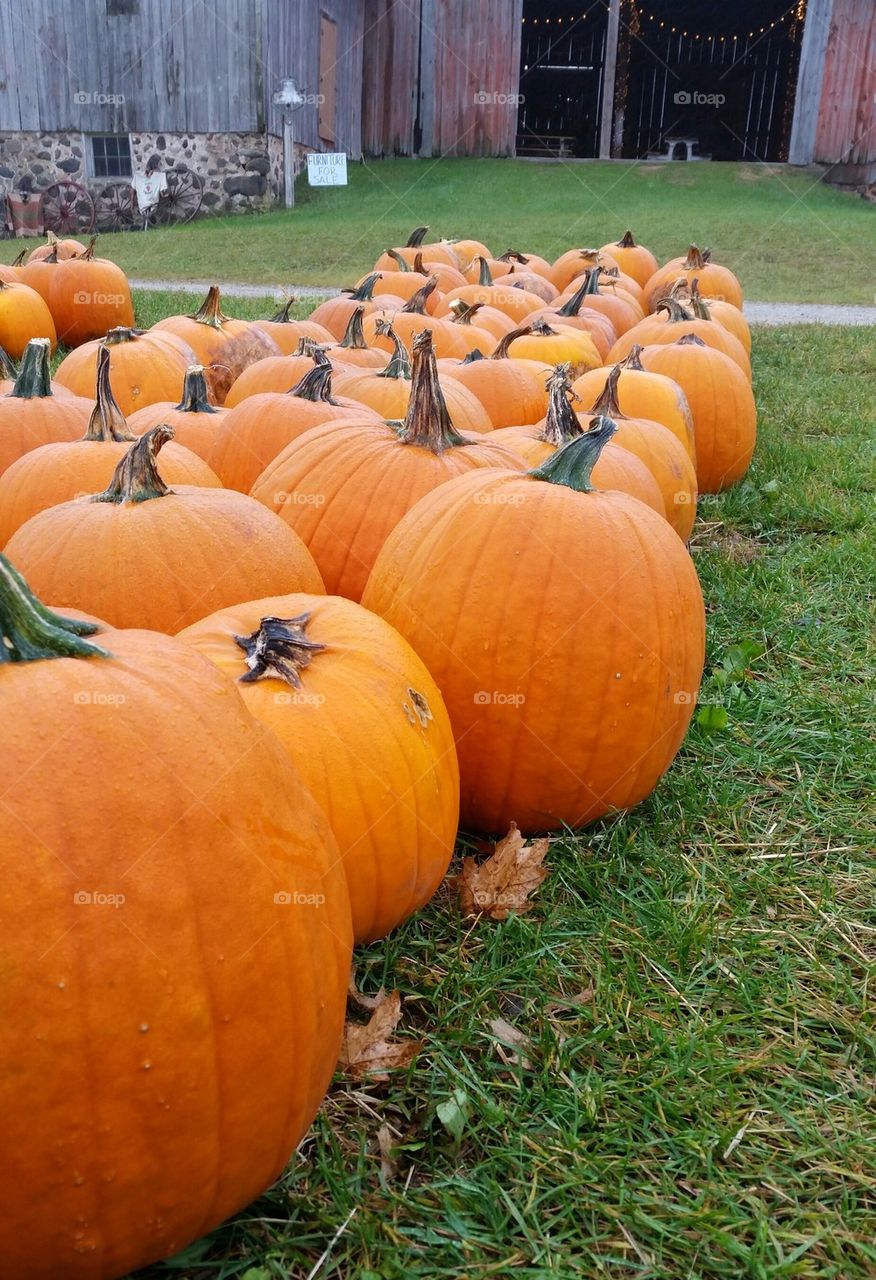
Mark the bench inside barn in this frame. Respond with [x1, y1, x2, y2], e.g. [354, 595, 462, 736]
[516, 134, 577, 159]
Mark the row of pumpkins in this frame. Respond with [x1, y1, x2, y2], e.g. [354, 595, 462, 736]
[0, 226, 754, 1278]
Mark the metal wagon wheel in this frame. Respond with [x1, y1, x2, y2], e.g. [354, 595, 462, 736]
[153, 169, 204, 225]
[94, 182, 138, 233]
[41, 180, 96, 236]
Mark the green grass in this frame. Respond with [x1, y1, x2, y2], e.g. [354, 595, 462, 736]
[138, 324, 876, 1280]
[7, 159, 875, 303]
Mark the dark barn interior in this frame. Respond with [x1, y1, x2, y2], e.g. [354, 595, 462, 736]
[518, 0, 807, 161]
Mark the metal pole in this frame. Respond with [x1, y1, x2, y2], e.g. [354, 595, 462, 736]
[284, 110, 295, 208]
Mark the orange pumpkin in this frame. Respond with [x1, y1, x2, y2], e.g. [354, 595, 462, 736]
[362, 419, 706, 833]
[334, 321, 492, 429]
[550, 246, 619, 292]
[0, 339, 91, 479]
[446, 298, 516, 342]
[0, 348, 220, 546]
[324, 306, 390, 369]
[374, 226, 461, 271]
[601, 230, 659, 287]
[26, 230, 85, 261]
[555, 268, 643, 336]
[607, 297, 751, 378]
[308, 273, 389, 339]
[47, 238, 134, 347]
[152, 286, 277, 403]
[55, 325, 197, 415]
[435, 332, 551, 428]
[250, 330, 526, 602]
[364, 281, 469, 358]
[639, 334, 757, 492]
[17, 247, 60, 304]
[209, 357, 380, 493]
[126, 363, 229, 462]
[251, 296, 335, 352]
[409, 250, 467, 293]
[179, 595, 460, 943]
[682, 278, 751, 354]
[451, 235, 492, 266]
[0, 279, 57, 357]
[490, 366, 666, 517]
[5, 426, 325, 630]
[572, 345, 696, 461]
[0, 555, 351, 1280]
[644, 244, 743, 311]
[435, 258, 546, 324]
[505, 318, 601, 378]
[528, 276, 618, 360]
[224, 338, 323, 407]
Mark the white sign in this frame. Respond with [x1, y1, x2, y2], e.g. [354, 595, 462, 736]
[307, 152, 347, 186]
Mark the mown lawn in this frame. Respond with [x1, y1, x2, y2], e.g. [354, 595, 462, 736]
[137, 323, 875, 1280]
[7, 159, 874, 304]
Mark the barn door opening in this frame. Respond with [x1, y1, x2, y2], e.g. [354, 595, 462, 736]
[618, 0, 806, 161]
[517, 1, 609, 158]
[319, 15, 338, 144]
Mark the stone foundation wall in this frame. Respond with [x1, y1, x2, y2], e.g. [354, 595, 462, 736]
[0, 129, 303, 215]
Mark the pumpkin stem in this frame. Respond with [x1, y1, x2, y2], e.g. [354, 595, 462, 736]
[287, 360, 338, 403]
[540, 365, 583, 445]
[491, 323, 533, 359]
[343, 272, 381, 302]
[234, 613, 327, 687]
[295, 336, 324, 359]
[400, 277, 438, 314]
[387, 248, 412, 272]
[79, 236, 98, 262]
[92, 424, 174, 504]
[616, 230, 637, 249]
[529, 318, 557, 337]
[655, 297, 696, 323]
[269, 297, 297, 323]
[12, 248, 28, 267]
[84, 345, 136, 441]
[588, 365, 627, 418]
[337, 306, 370, 350]
[498, 249, 529, 264]
[449, 300, 484, 326]
[0, 555, 107, 663]
[8, 338, 53, 399]
[618, 344, 646, 371]
[555, 276, 593, 318]
[405, 226, 429, 247]
[682, 245, 707, 271]
[398, 330, 467, 452]
[412, 251, 428, 274]
[530, 416, 617, 493]
[174, 364, 220, 415]
[461, 349, 487, 364]
[103, 327, 141, 346]
[375, 320, 412, 380]
[474, 256, 494, 287]
[0, 343, 16, 380]
[677, 333, 707, 348]
[687, 278, 712, 321]
[188, 285, 231, 329]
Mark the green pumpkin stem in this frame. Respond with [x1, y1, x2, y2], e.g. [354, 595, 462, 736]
[474, 256, 494, 287]
[529, 416, 617, 493]
[405, 226, 429, 248]
[189, 285, 230, 329]
[337, 306, 369, 350]
[0, 343, 16, 380]
[374, 320, 412, 380]
[541, 366, 583, 446]
[174, 364, 219, 414]
[92, 424, 174, 504]
[84, 346, 136, 441]
[287, 358, 338, 403]
[343, 273, 381, 302]
[9, 338, 53, 399]
[387, 248, 412, 272]
[0, 555, 107, 662]
[398, 330, 467, 452]
[401, 277, 438, 315]
[234, 613, 327, 687]
[491, 323, 533, 359]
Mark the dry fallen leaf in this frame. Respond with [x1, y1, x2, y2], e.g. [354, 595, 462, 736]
[339, 989, 423, 1080]
[347, 969, 387, 1010]
[376, 1123, 398, 1184]
[456, 822, 549, 920]
[488, 1016, 532, 1069]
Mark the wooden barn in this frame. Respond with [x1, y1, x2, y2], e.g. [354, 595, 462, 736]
[0, 0, 872, 219]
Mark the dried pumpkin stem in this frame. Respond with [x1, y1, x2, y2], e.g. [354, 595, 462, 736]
[0, 343, 15, 380]
[343, 273, 381, 302]
[337, 306, 369, 350]
[84, 345, 136, 441]
[374, 320, 412, 380]
[401, 277, 438, 315]
[188, 285, 230, 329]
[541, 366, 583, 446]
[174, 364, 219, 414]
[398, 330, 466, 452]
[234, 613, 327, 687]
[9, 338, 53, 399]
[295, 336, 325, 359]
[687, 278, 712, 321]
[616, 229, 638, 248]
[387, 248, 412, 272]
[449, 300, 485, 327]
[491, 323, 533, 359]
[618, 344, 646, 372]
[588, 365, 626, 417]
[287, 361, 339, 403]
[474, 256, 494, 287]
[103, 327, 140, 346]
[529, 416, 617, 493]
[92, 424, 174, 504]
[268, 297, 298, 323]
[405, 226, 429, 248]
[0, 555, 106, 662]
[656, 297, 696, 323]
[498, 249, 529, 264]
[682, 245, 707, 271]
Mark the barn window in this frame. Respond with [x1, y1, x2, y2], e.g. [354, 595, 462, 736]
[90, 135, 133, 178]
[318, 15, 338, 143]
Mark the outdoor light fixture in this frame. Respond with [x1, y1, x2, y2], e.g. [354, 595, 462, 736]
[272, 77, 307, 208]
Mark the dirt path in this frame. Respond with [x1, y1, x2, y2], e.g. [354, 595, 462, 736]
[130, 278, 876, 325]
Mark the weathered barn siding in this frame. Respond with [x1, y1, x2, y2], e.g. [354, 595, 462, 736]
[362, 0, 523, 157]
[813, 0, 876, 175]
[0, 0, 263, 134]
[262, 0, 366, 156]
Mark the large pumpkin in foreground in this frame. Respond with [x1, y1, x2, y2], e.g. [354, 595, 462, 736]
[179, 593, 460, 943]
[362, 420, 705, 833]
[0, 555, 352, 1280]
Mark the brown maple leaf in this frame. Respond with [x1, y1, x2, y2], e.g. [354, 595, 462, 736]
[487, 1016, 533, 1069]
[456, 822, 549, 920]
[339, 990, 423, 1080]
